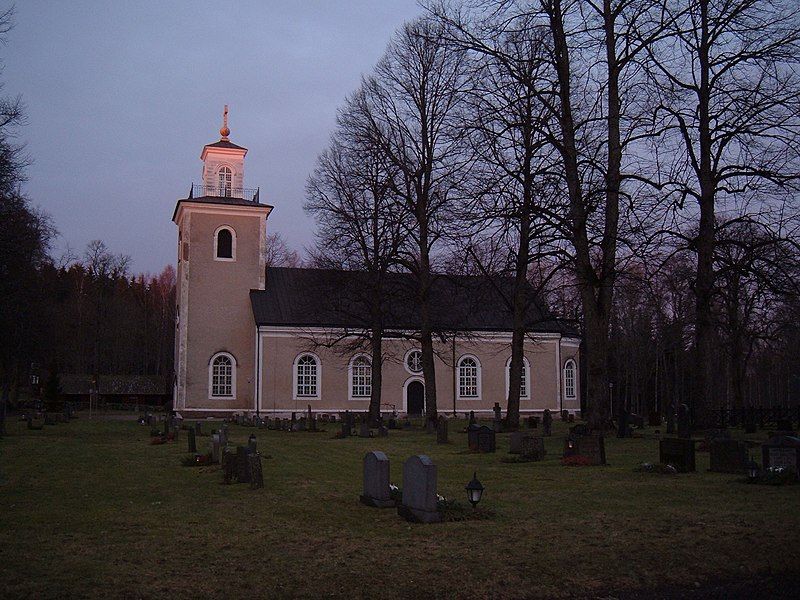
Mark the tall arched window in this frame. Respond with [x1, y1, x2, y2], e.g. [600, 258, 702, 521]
[218, 166, 232, 196]
[209, 352, 235, 398]
[505, 356, 531, 399]
[349, 355, 372, 398]
[457, 355, 480, 399]
[214, 226, 235, 260]
[294, 353, 320, 398]
[564, 359, 577, 399]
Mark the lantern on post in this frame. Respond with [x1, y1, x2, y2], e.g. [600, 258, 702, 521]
[465, 471, 484, 508]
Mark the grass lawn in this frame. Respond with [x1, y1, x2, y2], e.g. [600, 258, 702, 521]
[1, 416, 799, 599]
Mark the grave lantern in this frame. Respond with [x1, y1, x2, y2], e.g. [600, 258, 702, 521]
[465, 471, 484, 508]
[747, 458, 760, 482]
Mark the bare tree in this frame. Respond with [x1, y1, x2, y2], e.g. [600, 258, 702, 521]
[348, 18, 472, 422]
[263, 232, 300, 267]
[647, 0, 800, 425]
[306, 92, 406, 423]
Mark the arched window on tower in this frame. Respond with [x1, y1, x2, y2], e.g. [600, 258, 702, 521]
[214, 226, 235, 260]
[218, 166, 232, 196]
[209, 352, 235, 398]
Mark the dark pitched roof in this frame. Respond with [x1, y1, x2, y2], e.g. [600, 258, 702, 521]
[204, 139, 247, 151]
[250, 267, 577, 335]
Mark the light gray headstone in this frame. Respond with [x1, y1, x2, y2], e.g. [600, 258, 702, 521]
[362, 451, 391, 503]
[211, 433, 221, 464]
[401, 455, 439, 522]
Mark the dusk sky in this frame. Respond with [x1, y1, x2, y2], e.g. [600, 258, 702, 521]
[4, 1, 422, 274]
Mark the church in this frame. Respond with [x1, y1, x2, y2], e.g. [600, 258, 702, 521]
[172, 111, 581, 418]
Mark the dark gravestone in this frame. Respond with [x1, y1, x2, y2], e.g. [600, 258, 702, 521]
[222, 450, 237, 484]
[493, 403, 502, 422]
[211, 433, 221, 464]
[492, 417, 503, 433]
[194, 421, 202, 437]
[709, 439, 748, 474]
[468, 411, 477, 427]
[509, 431, 530, 454]
[660, 438, 696, 472]
[617, 409, 631, 439]
[630, 413, 644, 429]
[666, 404, 676, 435]
[577, 434, 606, 465]
[561, 409, 569, 422]
[248, 434, 257, 454]
[568, 413, 575, 423]
[248, 453, 264, 489]
[398, 455, 441, 523]
[188, 427, 197, 454]
[542, 409, 553, 436]
[425, 418, 435, 434]
[477, 426, 496, 453]
[677, 403, 691, 439]
[388, 418, 397, 430]
[378, 425, 388, 437]
[341, 422, 352, 438]
[436, 416, 448, 444]
[526, 415, 538, 429]
[467, 424, 480, 451]
[761, 436, 800, 478]
[521, 436, 546, 461]
[236, 446, 253, 484]
[359, 422, 371, 438]
[648, 410, 661, 427]
[360, 451, 395, 508]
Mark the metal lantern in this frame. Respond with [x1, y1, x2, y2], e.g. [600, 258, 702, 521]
[747, 459, 760, 482]
[465, 471, 484, 508]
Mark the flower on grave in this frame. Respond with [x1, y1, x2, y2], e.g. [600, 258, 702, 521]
[389, 484, 398, 492]
[437, 494, 447, 503]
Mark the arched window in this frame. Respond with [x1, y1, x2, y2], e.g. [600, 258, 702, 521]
[214, 226, 235, 260]
[405, 349, 423, 374]
[218, 166, 232, 196]
[505, 356, 531, 399]
[209, 352, 235, 398]
[349, 355, 372, 398]
[564, 359, 577, 399]
[457, 355, 480, 399]
[294, 353, 320, 398]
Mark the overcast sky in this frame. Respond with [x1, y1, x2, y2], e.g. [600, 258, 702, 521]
[4, 1, 422, 273]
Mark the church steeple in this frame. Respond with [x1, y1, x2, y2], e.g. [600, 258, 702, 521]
[200, 105, 248, 197]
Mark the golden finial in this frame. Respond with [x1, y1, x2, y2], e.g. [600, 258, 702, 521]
[220, 104, 230, 139]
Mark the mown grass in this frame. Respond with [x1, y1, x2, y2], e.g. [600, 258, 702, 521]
[0, 416, 798, 599]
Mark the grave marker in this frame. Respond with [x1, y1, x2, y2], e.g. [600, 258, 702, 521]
[360, 451, 395, 508]
[659, 438, 695, 472]
[398, 455, 441, 523]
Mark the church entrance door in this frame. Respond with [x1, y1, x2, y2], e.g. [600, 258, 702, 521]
[406, 381, 425, 416]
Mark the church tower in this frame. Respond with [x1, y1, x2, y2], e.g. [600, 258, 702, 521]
[172, 107, 272, 414]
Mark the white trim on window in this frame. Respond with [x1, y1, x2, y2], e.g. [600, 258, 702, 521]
[563, 359, 577, 399]
[457, 354, 481, 401]
[213, 225, 236, 261]
[208, 352, 236, 399]
[293, 352, 321, 400]
[403, 348, 423, 375]
[218, 165, 233, 197]
[348, 354, 372, 400]
[505, 356, 531, 400]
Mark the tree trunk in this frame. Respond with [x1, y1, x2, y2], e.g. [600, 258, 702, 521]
[369, 325, 383, 425]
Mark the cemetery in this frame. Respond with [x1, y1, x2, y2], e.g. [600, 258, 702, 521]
[1, 412, 799, 598]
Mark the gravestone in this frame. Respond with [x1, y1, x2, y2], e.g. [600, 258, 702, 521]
[341, 421, 352, 438]
[561, 409, 569, 422]
[709, 439, 748, 474]
[542, 409, 553, 436]
[577, 434, 606, 465]
[509, 431, 531, 454]
[527, 415, 538, 429]
[398, 455, 441, 523]
[617, 409, 632, 438]
[659, 438, 696, 472]
[468, 411, 477, 427]
[360, 451, 395, 508]
[211, 433, 221, 464]
[222, 450, 237, 484]
[492, 417, 503, 433]
[436, 416, 448, 444]
[666, 403, 676, 435]
[425, 418, 435, 434]
[493, 403, 502, 422]
[188, 427, 197, 453]
[236, 446, 253, 483]
[761, 436, 800, 478]
[648, 410, 661, 427]
[378, 425, 388, 437]
[194, 421, 202, 437]
[359, 422, 371, 438]
[630, 413, 644, 429]
[248, 453, 264, 489]
[248, 434, 257, 453]
[477, 425, 496, 453]
[467, 424, 480, 451]
[521, 436, 546, 461]
[568, 413, 575, 423]
[388, 417, 397, 429]
[677, 403, 691, 439]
